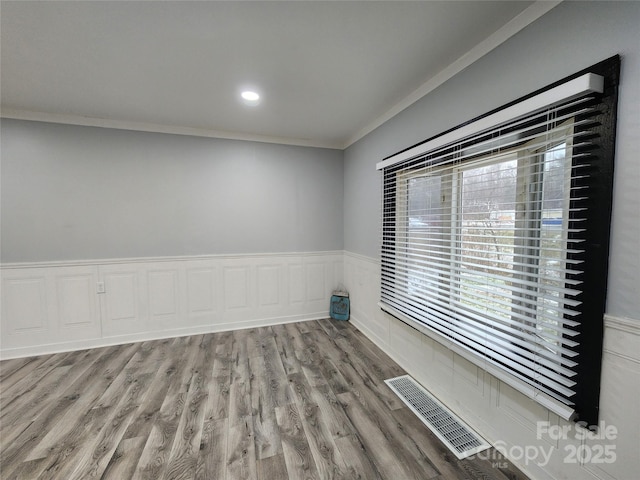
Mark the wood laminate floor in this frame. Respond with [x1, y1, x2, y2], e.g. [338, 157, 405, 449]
[0, 319, 529, 480]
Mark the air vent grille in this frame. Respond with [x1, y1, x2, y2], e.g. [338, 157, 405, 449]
[385, 375, 490, 459]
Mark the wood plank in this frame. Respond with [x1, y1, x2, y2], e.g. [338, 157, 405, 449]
[0, 356, 36, 381]
[195, 417, 227, 480]
[228, 330, 252, 427]
[336, 391, 418, 480]
[0, 355, 51, 392]
[333, 433, 383, 480]
[65, 372, 154, 480]
[174, 335, 206, 393]
[133, 336, 203, 479]
[0, 421, 32, 453]
[246, 327, 266, 359]
[121, 355, 179, 441]
[19, 406, 113, 479]
[389, 406, 472, 480]
[288, 372, 316, 409]
[310, 384, 354, 439]
[1, 457, 48, 480]
[226, 415, 258, 480]
[211, 331, 233, 378]
[249, 355, 282, 460]
[337, 391, 440, 480]
[0, 350, 70, 405]
[201, 375, 229, 423]
[134, 390, 187, 479]
[256, 453, 288, 480]
[322, 332, 405, 411]
[100, 435, 147, 480]
[286, 323, 327, 387]
[0, 364, 72, 422]
[343, 384, 440, 478]
[275, 403, 320, 480]
[297, 400, 349, 479]
[23, 345, 139, 461]
[261, 334, 293, 407]
[461, 448, 526, 480]
[0, 348, 99, 425]
[126, 337, 173, 374]
[319, 319, 404, 379]
[295, 321, 314, 334]
[162, 334, 214, 480]
[271, 323, 302, 376]
[318, 319, 400, 377]
[304, 325, 352, 394]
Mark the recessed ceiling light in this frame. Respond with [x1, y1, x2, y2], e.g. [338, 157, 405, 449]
[241, 91, 259, 101]
[241, 90, 260, 106]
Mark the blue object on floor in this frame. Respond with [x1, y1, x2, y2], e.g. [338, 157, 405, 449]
[330, 291, 350, 321]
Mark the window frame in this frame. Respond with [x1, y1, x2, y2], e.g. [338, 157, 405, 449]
[379, 56, 620, 425]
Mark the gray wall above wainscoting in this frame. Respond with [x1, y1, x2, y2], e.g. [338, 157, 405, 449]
[0, 120, 344, 263]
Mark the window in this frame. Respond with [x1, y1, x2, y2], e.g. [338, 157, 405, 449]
[379, 57, 619, 424]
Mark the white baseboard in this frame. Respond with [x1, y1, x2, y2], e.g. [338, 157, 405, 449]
[0, 312, 326, 360]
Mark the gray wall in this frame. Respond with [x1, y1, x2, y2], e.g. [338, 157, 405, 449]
[1, 120, 344, 262]
[344, 1, 640, 319]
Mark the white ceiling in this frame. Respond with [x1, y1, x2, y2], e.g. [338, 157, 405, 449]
[1, 1, 555, 149]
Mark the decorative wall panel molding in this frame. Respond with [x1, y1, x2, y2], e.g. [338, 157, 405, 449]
[1, 266, 102, 351]
[55, 267, 101, 342]
[223, 265, 251, 311]
[257, 265, 280, 307]
[0, 251, 342, 359]
[186, 266, 217, 316]
[100, 265, 146, 337]
[3, 276, 48, 333]
[288, 264, 305, 305]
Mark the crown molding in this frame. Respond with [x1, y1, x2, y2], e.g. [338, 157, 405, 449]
[0, 108, 342, 150]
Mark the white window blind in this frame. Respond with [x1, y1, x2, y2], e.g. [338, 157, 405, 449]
[377, 61, 620, 423]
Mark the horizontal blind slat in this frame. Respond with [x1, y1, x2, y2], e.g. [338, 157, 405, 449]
[379, 88, 604, 413]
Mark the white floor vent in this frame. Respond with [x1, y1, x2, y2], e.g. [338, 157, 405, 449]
[385, 375, 490, 459]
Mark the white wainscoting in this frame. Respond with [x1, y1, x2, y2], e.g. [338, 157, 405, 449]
[1, 251, 343, 359]
[343, 250, 640, 480]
